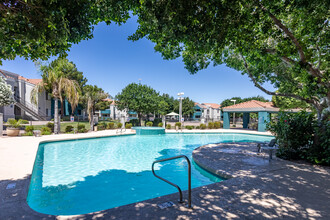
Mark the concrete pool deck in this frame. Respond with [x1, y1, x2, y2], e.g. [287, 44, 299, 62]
[1, 129, 329, 219]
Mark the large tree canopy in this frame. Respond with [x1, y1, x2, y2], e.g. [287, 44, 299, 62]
[116, 83, 160, 125]
[0, 0, 132, 64]
[129, 0, 329, 122]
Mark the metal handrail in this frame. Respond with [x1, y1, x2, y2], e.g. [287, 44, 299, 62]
[14, 96, 48, 118]
[152, 155, 192, 208]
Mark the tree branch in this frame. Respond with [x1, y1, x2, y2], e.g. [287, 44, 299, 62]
[258, 4, 306, 63]
[240, 53, 317, 106]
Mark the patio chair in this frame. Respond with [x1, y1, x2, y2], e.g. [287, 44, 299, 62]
[257, 139, 278, 160]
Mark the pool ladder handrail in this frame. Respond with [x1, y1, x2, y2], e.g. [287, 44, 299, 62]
[152, 155, 192, 208]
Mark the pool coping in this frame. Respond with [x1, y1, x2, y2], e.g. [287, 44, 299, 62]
[1, 129, 275, 219]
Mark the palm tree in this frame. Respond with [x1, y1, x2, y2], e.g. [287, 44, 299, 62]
[82, 85, 108, 131]
[31, 60, 81, 134]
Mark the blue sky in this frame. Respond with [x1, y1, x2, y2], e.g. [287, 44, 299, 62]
[0, 17, 273, 104]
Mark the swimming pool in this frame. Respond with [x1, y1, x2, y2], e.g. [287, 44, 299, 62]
[27, 133, 273, 215]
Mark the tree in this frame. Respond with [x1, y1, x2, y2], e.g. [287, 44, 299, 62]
[220, 96, 269, 108]
[173, 97, 195, 118]
[95, 100, 112, 111]
[129, 1, 329, 123]
[272, 95, 310, 110]
[116, 83, 160, 125]
[0, 76, 14, 106]
[44, 57, 86, 116]
[82, 85, 108, 131]
[0, 0, 132, 64]
[31, 60, 81, 134]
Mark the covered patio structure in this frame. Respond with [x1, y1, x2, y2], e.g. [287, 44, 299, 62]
[222, 100, 299, 132]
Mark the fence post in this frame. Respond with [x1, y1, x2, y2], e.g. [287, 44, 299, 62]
[0, 113, 3, 136]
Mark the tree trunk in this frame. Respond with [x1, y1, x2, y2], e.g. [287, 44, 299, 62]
[138, 113, 142, 126]
[54, 97, 59, 134]
[61, 100, 64, 117]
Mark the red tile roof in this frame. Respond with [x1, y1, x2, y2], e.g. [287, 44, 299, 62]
[202, 103, 221, 109]
[223, 100, 274, 109]
[18, 76, 42, 85]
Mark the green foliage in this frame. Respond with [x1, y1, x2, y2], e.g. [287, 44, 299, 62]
[146, 121, 153, 127]
[20, 119, 29, 124]
[175, 122, 182, 128]
[185, 125, 194, 130]
[77, 124, 87, 133]
[65, 125, 74, 133]
[129, 119, 139, 127]
[308, 123, 330, 165]
[46, 122, 54, 132]
[158, 122, 163, 127]
[125, 123, 133, 129]
[23, 131, 34, 136]
[0, 76, 14, 106]
[6, 118, 23, 128]
[107, 122, 115, 129]
[25, 126, 34, 133]
[272, 95, 310, 110]
[131, 1, 329, 122]
[117, 122, 123, 128]
[95, 100, 112, 111]
[221, 96, 269, 108]
[200, 124, 206, 130]
[208, 122, 214, 129]
[214, 121, 221, 129]
[166, 124, 171, 129]
[41, 127, 52, 135]
[97, 122, 107, 131]
[116, 83, 160, 125]
[173, 97, 195, 118]
[268, 111, 314, 160]
[0, 1, 131, 64]
[195, 126, 200, 129]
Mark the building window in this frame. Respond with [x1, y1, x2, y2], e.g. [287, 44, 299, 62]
[45, 92, 48, 100]
[217, 109, 219, 113]
[46, 109, 49, 115]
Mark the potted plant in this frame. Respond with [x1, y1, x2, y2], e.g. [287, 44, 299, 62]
[6, 118, 23, 136]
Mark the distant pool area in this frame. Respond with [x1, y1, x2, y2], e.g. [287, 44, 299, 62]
[132, 126, 165, 135]
[27, 133, 273, 215]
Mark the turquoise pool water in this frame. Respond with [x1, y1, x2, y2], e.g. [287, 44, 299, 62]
[27, 133, 273, 215]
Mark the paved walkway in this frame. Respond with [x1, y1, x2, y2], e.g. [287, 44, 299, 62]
[1, 130, 329, 219]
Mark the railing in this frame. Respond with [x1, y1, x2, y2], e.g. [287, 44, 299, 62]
[152, 155, 192, 208]
[14, 96, 48, 120]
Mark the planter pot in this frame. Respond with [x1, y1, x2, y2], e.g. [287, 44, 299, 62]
[6, 128, 20, 137]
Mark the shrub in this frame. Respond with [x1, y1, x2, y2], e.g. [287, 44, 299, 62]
[146, 121, 153, 127]
[46, 122, 54, 132]
[153, 118, 162, 126]
[6, 118, 23, 128]
[196, 126, 200, 129]
[107, 122, 115, 129]
[41, 127, 52, 135]
[125, 123, 133, 129]
[23, 131, 33, 136]
[77, 124, 87, 133]
[129, 119, 139, 126]
[158, 122, 163, 127]
[208, 122, 214, 129]
[186, 125, 193, 130]
[20, 119, 29, 124]
[65, 125, 74, 133]
[117, 122, 123, 128]
[200, 124, 206, 129]
[175, 122, 181, 128]
[267, 111, 315, 161]
[214, 121, 221, 129]
[98, 122, 107, 131]
[25, 125, 34, 133]
[166, 124, 171, 129]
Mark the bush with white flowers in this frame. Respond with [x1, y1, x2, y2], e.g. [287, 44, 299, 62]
[0, 76, 14, 106]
